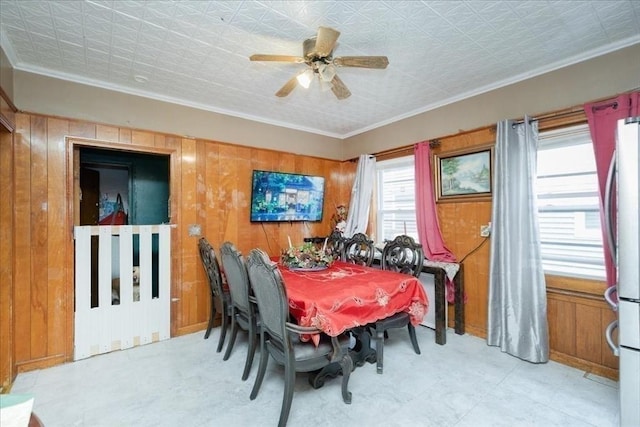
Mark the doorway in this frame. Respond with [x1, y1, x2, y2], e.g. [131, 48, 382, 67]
[73, 143, 173, 359]
[80, 163, 131, 307]
[80, 148, 169, 303]
[80, 147, 169, 226]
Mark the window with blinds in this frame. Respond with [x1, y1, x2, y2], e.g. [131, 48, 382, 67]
[536, 124, 605, 280]
[376, 156, 419, 243]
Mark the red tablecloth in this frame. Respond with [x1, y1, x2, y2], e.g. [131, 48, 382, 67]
[278, 260, 428, 344]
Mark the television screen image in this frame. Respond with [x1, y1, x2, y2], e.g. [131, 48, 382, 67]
[250, 170, 325, 222]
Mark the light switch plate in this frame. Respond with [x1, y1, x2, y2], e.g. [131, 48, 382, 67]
[188, 224, 201, 236]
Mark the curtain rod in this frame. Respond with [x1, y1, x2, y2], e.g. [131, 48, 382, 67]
[516, 88, 639, 124]
[511, 107, 585, 126]
[365, 121, 499, 161]
[370, 139, 440, 160]
[592, 101, 618, 112]
[353, 90, 640, 162]
[587, 87, 640, 112]
[355, 94, 635, 162]
[348, 154, 376, 162]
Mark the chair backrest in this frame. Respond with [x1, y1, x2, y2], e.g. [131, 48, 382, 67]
[246, 249, 289, 347]
[198, 237, 210, 271]
[198, 237, 224, 297]
[219, 241, 251, 313]
[381, 235, 424, 278]
[327, 230, 345, 259]
[343, 233, 375, 266]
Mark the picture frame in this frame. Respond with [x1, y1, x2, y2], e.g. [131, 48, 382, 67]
[434, 145, 494, 202]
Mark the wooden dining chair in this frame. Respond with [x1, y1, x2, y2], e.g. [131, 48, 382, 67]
[219, 241, 259, 381]
[197, 238, 231, 352]
[326, 229, 346, 260]
[342, 233, 375, 266]
[372, 234, 424, 373]
[246, 248, 353, 427]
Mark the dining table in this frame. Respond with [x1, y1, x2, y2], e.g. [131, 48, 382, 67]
[276, 259, 429, 383]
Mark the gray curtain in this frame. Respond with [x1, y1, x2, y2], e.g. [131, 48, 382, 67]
[487, 117, 549, 363]
[343, 154, 376, 238]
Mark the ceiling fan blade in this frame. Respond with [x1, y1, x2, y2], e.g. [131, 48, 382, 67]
[334, 56, 389, 69]
[250, 54, 304, 63]
[311, 26, 340, 57]
[330, 74, 351, 100]
[275, 75, 299, 97]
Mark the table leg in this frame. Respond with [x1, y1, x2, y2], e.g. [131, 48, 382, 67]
[423, 266, 447, 345]
[308, 360, 346, 388]
[454, 263, 465, 335]
[433, 269, 447, 345]
[308, 328, 375, 390]
[348, 327, 377, 367]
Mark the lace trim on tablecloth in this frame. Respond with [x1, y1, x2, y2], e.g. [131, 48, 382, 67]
[423, 259, 459, 282]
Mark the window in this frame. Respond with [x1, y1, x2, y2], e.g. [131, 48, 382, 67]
[536, 124, 605, 280]
[376, 156, 419, 243]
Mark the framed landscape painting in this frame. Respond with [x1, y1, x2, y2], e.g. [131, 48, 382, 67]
[434, 145, 493, 202]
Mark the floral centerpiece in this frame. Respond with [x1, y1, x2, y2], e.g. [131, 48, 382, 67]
[280, 242, 335, 270]
[330, 204, 348, 234]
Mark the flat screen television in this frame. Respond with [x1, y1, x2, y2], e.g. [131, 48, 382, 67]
[250, 170, 325, 222]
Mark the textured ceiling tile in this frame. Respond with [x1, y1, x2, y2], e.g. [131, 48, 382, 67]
[29, 32, 59, 50]
[55, 30, 85, 49]
[16, 0, 52, 17]
[23, 20, 58, 40]
[1, 2, 22, 22]
[113, 0, 154, 20]
[48, 1, 82, 20]
[82, 1, 114, 21]
[82, 14, 113, 35]
[2, 0, 640, 137]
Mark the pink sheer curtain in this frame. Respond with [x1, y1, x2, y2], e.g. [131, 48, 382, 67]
[414, 141, 456, 263]
[584, 91, 640, 288]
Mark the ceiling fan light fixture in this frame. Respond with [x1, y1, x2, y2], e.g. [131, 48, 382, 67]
[318, 63, 336, 82]
[320, 79, 333, 92]
[296, 69, 313, 89]
[250, 26, 388, 99]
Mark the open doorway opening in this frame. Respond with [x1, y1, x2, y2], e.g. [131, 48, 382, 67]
[79, 147, 170, 307]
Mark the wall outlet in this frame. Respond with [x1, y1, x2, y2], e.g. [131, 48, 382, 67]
[480, 223, 491, 237]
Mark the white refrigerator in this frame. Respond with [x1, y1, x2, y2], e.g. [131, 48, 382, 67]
[605, 116, 640, 427]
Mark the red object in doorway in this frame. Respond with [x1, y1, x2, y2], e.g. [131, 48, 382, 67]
[99, 193, 128, 225]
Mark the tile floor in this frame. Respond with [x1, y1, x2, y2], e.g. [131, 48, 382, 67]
[10, 327, 620, 426]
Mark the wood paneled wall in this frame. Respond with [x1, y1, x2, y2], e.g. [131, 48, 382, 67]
[1, 125, 15, 392]
[2, 108, 617, 387]
[1, 85, 17, 391]
[546, 277, 618, 379]
[4, 112, 356, 378]
[431, 127, 495, 339]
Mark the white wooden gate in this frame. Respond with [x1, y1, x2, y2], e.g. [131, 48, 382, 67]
[73, 225, 171, 361]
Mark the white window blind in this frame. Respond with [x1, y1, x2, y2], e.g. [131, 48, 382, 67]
[536, 124, 605, 280]
[376, 156, 419, 243]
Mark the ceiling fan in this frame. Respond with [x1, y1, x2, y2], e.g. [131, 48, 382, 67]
[250, 26, 389, 100]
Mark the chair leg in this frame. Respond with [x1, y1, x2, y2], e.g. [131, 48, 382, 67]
[339, 353, 353, 404]
[204, 299, 216, 340]
[407, 324, 421, 354]
[375, 327, 385, 374]
[278, 360, 295, 427]
[241, 323, 257, 381]
[250, 333, 269, 400]
[223, 312, 239, 361]
[216, 301, 230, 353]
